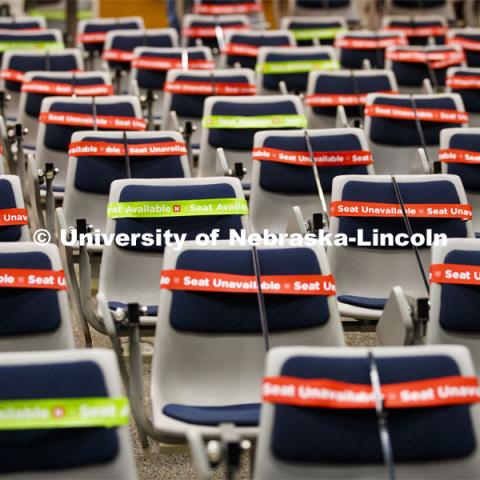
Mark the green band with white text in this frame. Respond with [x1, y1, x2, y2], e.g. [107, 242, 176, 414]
[0, 41, 64, 51]
[257, 59, 340, 74]
[202, 114, 307, 129]
[0, 397, 129, 430]
[292, 28, 346, 40]
[107, 198, 249, 218]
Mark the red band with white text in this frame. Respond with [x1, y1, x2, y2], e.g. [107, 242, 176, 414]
[193, 2, 262, 14]
[439, 148, 480, 164]
[39, 112, 146, 130]
[430, 263, 480, 285]
[305, 91, 397, 107]
[383, 25, 448, 37]
[330, 201, 472, 220]
[68, 140, 187, 156]
[160, 269, 336, 295]
[385, 49, 465, 69]
[447, 36, 480, 51]
[0, 68, 25, 82]
[252, 147, 373, 166]
[182, 25, 248, 38]
[334, 36, 407, 50]
[0, 208, 28, 226]
[263, 375, 480, 409]
[446, 75, 480, 89]
[164, 80, 256, 95]
[102, 49, 134, 62]
[0, 268, 66, 290]
[365, 104, 469, 124]
[131, 56, 214, 71]
[222, 42, 260, 57]
[76, 32, 107, 44]
[22, 81, 113, 96]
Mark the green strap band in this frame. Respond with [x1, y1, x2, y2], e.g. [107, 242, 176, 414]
[0, 41, 64, 52]
[27, 8, 94, 20]
[257, 59, 340, 74]
[107, 198, 249, 218]
[292, 27, 346, 40]
[0, 397, 129, 430]
[202, 114, 307, 129]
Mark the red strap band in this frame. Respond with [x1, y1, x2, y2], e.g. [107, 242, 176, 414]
[21, 81, 113, 96]
[252, 147, 373, 166]
[305, 91, 397, 107]
[330, 201, 472, 220]
[383, 25, 448, 37]
[446, 75, 480, 89]
[365, 104, 468, 124]
[192, 2, 263, 14]
[334, 36, 407, 50]
[439, 148, 480, 164]
[68, 140, 187, 157]
[430, 263, 480, 285]
[0, 208, 28, 226]
[76, 32, 107, 44]
[0, 268, 66, 290]
[385, 49, 465, 69]
[263, 375, 480, 409]
[447, 37, 480, 51]
[131, 56, 215, 71]
[102, 49, 134, 62]
[0, 69, 25, 82]
[39, 112, 146, 131]
[182, 25, 248, 38]
[164, 80, 256, 95]
[160, 269, 336, 296]
[222, 42, 259, 57]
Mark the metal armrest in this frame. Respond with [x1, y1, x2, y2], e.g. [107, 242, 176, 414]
[336, 105, 349, 128]
[187, 429, 213, 480]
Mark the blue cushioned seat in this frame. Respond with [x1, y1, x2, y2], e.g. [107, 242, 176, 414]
[0, 20, 42, 30]
[115, 183, 244, 253]
[74, 135, 185, 194]
[0, 361, 119, 473]
[452, 34, 480, 67]
[369, 95, 459, 145]
[0, 251, 62, 335]
[0, 32, 59, 64]
[272, 354, 475, 462]
[259, 133, 368, 194]
[83, 21, 141, 54]
[208, 100, 299, 150]
[170, 247, 331, 333]
[337, 295, 387, 309]
[186, 19, 246, 49]
[288, 20, 342, 46]
[448, 70, 480, 113]
[163, 403, 260, 426]
[388, 20, 445, 45]
[339, 34, 399, 69]
[170, 73, 252, 118]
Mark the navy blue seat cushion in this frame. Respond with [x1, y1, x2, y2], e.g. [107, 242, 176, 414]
[25, 75, 108, 118]
[338, 180, 467, 246]
[83, 21, 141, 54]
[5, 54, 79, 92]
[387, 21, 445, 46]
[186, 19, 246, 49]
[108, 301, 158, 316]
[0, 179, 22, 242]
[170, 247, 330, 333]
[163, 403, 259, 426]
[107, 34, 175, 71]
[208, 100, 299, 150]
[444, 133, 480, 192]
[0, 361, 119, 473]
[272, 354, 475, 462]
[226, 34, 291, 69]
[170, 73, 251, 118]
[369, 96, 459, 146]
[0, 20, 42, 30]
[337, 295, 387, 309]
[136, 50, 209, 90]
[288, 21, 342, 46]
[74, 135, 185, 194]
[438, 249, 480, 331]
[0, 251, 62, 335]
[393, 0, 446, 7]
[391, 48, 457, 87]
[339, 35, 397, 69]
[262, 51, 333, 92]
[296, 0, 350, 8]
[114, 183, 244, 253]
[448, 70, 480, 113]
[452, 34, 480, 67]
[259, 133, 368, 194]
[312, 74, 392, 119]
[44, 101, 136, 152]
